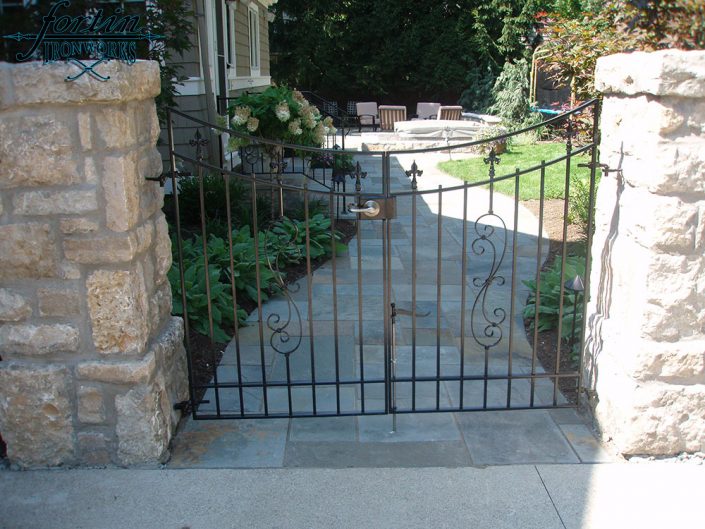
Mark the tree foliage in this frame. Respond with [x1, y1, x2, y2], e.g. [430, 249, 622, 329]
[270, 0, 553, 107]
[538, 0, 705, 101]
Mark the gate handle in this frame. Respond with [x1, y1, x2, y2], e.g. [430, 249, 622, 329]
[348, 200, 380, 217]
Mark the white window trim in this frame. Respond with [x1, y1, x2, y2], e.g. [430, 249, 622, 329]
[225, 1, 237, 79]
[248, 3, 261, 77]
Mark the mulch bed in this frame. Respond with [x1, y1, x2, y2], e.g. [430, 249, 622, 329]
[522, 198, 586, 404]
[185, 219, 357, 409]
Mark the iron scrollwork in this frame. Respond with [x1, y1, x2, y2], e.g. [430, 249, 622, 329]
[261, 221, 303, 357]
[470, 213, 508, 349]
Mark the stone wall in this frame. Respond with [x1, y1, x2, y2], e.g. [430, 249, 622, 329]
[585, 50, 705, 455]
[0, 61, 188, 467]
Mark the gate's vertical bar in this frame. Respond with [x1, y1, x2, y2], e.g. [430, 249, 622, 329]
[435, 185, 443, 410]
[382, 152, 391, 415]
[554, 117, 574, 406]
[411, 170, 418, 411]
[390, 302, 398, 432]
[459, 182, 469, 410]
[197, 143, 220, 417]
[251, 176, 269, 415]
[579, 99, 601, 406]
[355, 165, 365, 413]
[167, 110, 195, 417]
[507, 169, 521, 408]
[329, 192, 341, 414]
[530, 164, 547, 407]
[304, 183, 318, 415]
[224, 172, 245, 416]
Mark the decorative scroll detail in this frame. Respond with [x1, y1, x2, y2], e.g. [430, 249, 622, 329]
[262, 223, 303, 356]
[470, 213, 508, 349]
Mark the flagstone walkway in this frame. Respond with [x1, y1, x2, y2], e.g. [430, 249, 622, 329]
[169, 151, 612, 468]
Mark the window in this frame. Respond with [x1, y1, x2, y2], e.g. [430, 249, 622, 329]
[248, 5, 260, 72]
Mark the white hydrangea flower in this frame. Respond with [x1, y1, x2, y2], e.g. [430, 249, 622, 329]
[275, 101, 291, 122]
[288, 119, 303, 135]
[231, 106, 251, 126]
[246, 116, 259, 132]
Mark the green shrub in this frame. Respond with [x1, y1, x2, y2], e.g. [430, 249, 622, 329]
[174, 173, 272, 236]
[568, 175, 599, 237]
[523, 256, 586, 349]
[487, 59, 533, 126]
[169, 213, 347, 341]
[168, 260, 245, 343]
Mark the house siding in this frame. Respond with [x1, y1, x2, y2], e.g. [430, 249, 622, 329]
[235, 2, 250, 78]
[259, 6, 270, 77]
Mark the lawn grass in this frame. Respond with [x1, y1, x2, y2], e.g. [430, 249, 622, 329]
[438, 142, 591, 200]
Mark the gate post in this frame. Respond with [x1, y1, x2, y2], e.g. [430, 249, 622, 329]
[585, 50, 705, 455]
[0, 62, 188, 467]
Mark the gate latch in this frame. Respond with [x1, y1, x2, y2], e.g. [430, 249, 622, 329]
[347, 196, 396, 220]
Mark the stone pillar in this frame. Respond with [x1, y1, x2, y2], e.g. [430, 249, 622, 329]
[0, 61, 188, 467]
[585, 50, 705, 455]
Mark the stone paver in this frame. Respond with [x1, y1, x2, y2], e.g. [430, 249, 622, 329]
[169, 145, 606, 469]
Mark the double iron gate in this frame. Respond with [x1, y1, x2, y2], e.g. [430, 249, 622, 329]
[164, 100, 600, 421]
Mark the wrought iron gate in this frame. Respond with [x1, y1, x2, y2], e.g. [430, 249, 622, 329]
[164, 99, 600, 420]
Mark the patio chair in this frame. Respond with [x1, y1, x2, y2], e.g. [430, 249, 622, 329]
[413, 102, 441, 120]
[378, 105, 407, 131]
[356, 101, 378, 132]
[437, 105, 463, 120]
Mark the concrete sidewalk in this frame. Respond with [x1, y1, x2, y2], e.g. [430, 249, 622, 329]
[1, 463, 703, 529]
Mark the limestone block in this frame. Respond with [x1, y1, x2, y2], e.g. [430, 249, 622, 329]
[84, 157, 98, 184]
[149, 281, 173, 336]
[0, 363, 74, 467]
[37, 288, 80, 317]
[8, 61, 161, 107]
[153, 215, 172, 284]
[621, 191, 699, 253]
[58, 261, 82, 280]
[86, 269, 149, 354]
[0, 223, 57, 280]
[595, 368, 705, 454]
[76, 432, 111, 466]
[641, 254, 704, 341]
[154, 317, 189, 426]
[59, 217, 100, 235]
[95, 106, 137, 149]
[0, 288, 32, 322]
[596, 50, 705, 98]
[76, 352, 156, 384]
[0, 112, 80, 188]
[77, 112, 92, 150]
[133, 100, 161, 145]
[13, 189, 98, 216]
[63, 228, 150, 264]
[134, 220, 154, 255]
[624, 339, 705, 382]
[102, 153, 140, 232]
[0, 191, 4, 215]
[77, 386, 105, 424]
[115, 384, 170, 464]
[137, 146, 163, 181]
[0, 323, 80, 355]
[140, 178, 165, 223]
[0, 62, 12, 110]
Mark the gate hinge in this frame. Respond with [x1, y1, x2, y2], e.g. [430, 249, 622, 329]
[173, 398, 209, 412]
[577, 162, 620, 175]
[146, 170, 191, 187]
